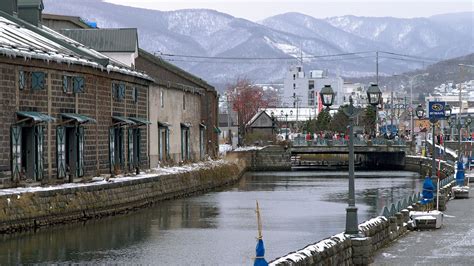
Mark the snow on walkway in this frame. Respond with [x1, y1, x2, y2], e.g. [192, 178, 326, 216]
[0, 160, 228, 197]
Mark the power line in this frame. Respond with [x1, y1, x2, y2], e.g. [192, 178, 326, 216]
[159, 51, 374, 61]
[378, 51, 441, 62]
[165, 55, 375, 64]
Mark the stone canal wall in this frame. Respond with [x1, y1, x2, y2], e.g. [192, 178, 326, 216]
[404, 155, 455, 178]
[270, 215, 408, 266]
[0, 160, 245, 233]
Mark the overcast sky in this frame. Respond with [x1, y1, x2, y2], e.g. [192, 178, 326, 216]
[104, 0, 473, 21]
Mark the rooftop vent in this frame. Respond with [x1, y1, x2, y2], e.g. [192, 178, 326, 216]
[0, 0, 18, 16]
[18, 0, 44, 26]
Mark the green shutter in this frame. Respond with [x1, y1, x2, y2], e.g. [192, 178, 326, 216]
[112, 83, 117, 100]
[62, 75, 69, 93]
[181, 128, 184, 161]
[131, 87, 137, 102]
[32, 72, 45, 90]
[136, 128, 141, 165]
[166, 128, 170, 160]
[118, 83, 125, 101]
[56, 126, 66, 178]
[35, 126, 44, 181]
[200, 128, 205, 160]
[73, 76, 85, 93]
[128, 127, 134, 170]
[10, 126, 22, 181]
[186, 129, 190, 160]
[109, 127, 115, 173]
[19, 71, 25, 90]
[77, 126, 85, 177]
[158, 127, 162, 161]
[119, 128, 124, 167]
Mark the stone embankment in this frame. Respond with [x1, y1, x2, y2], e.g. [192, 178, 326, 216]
[0, 159, 247, 233]
[269, 194, 456, 266]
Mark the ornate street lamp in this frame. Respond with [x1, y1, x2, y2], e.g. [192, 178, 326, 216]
[344, 86, 382, 235]
[444, 104, 452, 118]
[366, 83, 382, 106]
[320, 85, 335, 110]
[366, 84, 382, 137]
[415, 104, 425, 119]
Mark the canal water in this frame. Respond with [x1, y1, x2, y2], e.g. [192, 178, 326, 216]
[0, 171, 422, 265]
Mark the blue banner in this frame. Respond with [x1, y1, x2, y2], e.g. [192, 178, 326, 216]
[428, 101, 446, 120]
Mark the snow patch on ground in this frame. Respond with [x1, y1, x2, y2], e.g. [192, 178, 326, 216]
[0, 160, 227, 197]
[234, 146, 265, 151]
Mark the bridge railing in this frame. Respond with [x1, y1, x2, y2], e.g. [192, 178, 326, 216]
[291, 137, 406, 147]
[380, 174, 455, 218]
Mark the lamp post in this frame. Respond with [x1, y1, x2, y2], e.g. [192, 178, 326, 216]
[270, 111, 275, 136]
[395, 73, 429, 141]
[415, 104, 426, 155]
[367, 84, 381, 138]
[340, 84, 381, 235]
[444, 104, 452, 159]
[280, 110, 292, 140]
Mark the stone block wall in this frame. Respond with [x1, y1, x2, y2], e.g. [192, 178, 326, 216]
[270, 216, 407, 266]
[251, 146, 291, 171]
[0, 161, 241, 233]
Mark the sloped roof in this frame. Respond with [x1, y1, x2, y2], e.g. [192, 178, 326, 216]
[138, 49, 215, 92]
[0, 12, 151, 81]
[247, 110, 272, 127]
[42, 13, 92, 29]
[59, 28, 138, 52]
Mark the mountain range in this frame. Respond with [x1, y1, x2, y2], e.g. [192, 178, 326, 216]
[43, 0, 473, 90]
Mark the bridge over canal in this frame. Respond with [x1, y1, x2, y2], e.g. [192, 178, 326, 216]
[289, 138, 409, 169]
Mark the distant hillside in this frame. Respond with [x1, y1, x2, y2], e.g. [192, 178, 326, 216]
[43, 0, 474, 91]
[346, 53, 474, 98]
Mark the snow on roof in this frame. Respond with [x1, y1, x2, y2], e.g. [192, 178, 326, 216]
[246, 110, 270, 126]
[0, 15, 152, 81]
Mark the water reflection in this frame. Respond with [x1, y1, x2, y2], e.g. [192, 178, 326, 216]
[0, 171, 422, 265]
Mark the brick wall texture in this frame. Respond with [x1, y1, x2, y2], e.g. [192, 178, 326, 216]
[0, 57, 149, 183]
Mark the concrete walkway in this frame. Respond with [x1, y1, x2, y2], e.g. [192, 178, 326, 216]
[373, 172, 474, 265]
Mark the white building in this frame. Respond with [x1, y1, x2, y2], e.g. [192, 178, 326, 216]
[283, 64, 344, 109]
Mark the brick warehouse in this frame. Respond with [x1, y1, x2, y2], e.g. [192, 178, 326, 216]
[47, 18, 219, 166]
[0, 1, 153, 186]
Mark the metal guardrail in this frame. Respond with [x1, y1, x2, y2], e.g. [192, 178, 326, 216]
[380, 174, 455, 218]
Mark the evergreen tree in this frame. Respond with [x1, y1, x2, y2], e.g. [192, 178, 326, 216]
[362, 105, 377, 136]
[329, 107, 349, 133]
[315, 109, 331, 132]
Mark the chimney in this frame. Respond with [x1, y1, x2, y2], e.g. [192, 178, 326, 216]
[0, 0, 18, 16]
[18, 0, 43, 26]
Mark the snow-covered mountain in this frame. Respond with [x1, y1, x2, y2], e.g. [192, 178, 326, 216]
[43, 0, 473, 89]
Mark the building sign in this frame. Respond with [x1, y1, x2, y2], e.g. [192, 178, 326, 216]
[428, 101, 446, 120]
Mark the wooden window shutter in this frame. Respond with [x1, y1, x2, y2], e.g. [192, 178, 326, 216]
[56, 126, 66, 179]
[10, 125, 22, 181]
[109, 128, 115, 173]
[31, 72, 45, 90]
[19, 70, 26, 90]
[128, 127, 134, 170]
[35, 126, 45, 181]
[73, 76, 85, 93]
[77, 126, 85, 177]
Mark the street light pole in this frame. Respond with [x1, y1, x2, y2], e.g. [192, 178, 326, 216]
[345, 97, 358, 234]
[395, 73, 428, 141]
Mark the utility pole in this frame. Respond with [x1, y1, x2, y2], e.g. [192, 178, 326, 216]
[226, 93, 232, 145]
[376, 51, 379, 84]
[390, 91, 394, 127]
